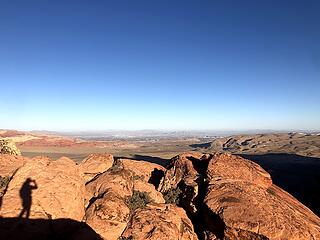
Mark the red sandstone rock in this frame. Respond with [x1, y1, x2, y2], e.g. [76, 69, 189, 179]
[0, 154, 26, 177]
[206, 153, 272, 189]
[119, 158, 166, 203]
[84, 166, 134, 239]
[204, 153, 320, 239]
[0, 156, 85, 220]
[121, 203, 198, 240]
[79, 153, 114, 182]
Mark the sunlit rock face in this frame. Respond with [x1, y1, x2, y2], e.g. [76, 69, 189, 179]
[0, 156, 86, 220]
[203, 153, 320, 240]
[79, 153, 114, 182]
[121, 203, 199, 240]
[0, 139, 21, 155]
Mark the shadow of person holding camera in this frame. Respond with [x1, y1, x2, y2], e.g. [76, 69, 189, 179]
[18, 178, 38, 219]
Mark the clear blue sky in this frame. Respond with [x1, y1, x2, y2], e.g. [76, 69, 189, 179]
[0, 0, 319, 131]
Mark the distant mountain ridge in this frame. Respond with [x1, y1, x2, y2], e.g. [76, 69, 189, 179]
[199, 132, 320, 158]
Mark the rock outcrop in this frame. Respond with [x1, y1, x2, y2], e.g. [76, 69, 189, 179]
[0, 154, 26, 204]
[119, 158, 166, 203]
[121, 203, 198, 240]
[159, 152, 320, 240]
[0, 156, 86, 220]
[204, 153, 320, 240]
[79, 153, 114, 182]
[158, 152, 210, 213]
[118, 158, 166, 181]
[1, 151, 320, 240]
[0, 139, 21, 155]
[206, 153, 272, 189]
[84, 164, 134, 240]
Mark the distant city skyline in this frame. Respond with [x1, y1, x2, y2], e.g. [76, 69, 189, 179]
[1, 1, 319, 131]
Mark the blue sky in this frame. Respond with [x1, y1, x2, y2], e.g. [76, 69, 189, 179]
[0, 0, 319, 131]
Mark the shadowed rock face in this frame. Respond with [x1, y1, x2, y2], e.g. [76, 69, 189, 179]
[158, 152, 211, 214]
[0, 217, 102, 240]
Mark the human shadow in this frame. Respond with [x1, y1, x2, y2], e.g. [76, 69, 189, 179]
[0, 217, 102, 240]
[18, 178, 38, 219]
[240, 153, 320, 216]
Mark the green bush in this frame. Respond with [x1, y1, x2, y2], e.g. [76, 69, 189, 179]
[128, 190, 152, 211]
[267, 187, 276, 196]
[132, 175, 145, 181]
[163, 187, 182, 204]
[0, 176, 10, 189]
[118, 236, 133, 240]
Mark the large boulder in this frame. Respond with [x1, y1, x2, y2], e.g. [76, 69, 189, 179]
[85, 164, 134, 203]
[0, 139, 21, 155]
[79, 153, 114, 182]
[85, 191, 130, 240]
[204, 153, 320, 240]
[206, 153, 272, 189]
[118, 158, 166, 181]
[121, 203, 198, 240]
[119, 158, 166, 203]
[133, 179, 165, 204]
[84, 165, 134, 240]
[0, 156, 86, 220]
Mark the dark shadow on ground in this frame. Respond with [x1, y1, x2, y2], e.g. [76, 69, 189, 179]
[240, 153, 320, 216]
[114, 154, 169, 167]
[19, 178, 37, 219]
[189, 142, 212, 149]
[0, 217, 102, 240]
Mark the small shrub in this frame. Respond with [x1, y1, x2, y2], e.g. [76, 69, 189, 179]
[267, 187, 276, 196]
[128, 191, 152, 211]
[132, 175, 144, 181]
[163, 187, 182, 204]
[118, 236, 133, 240]
[0, 176, 10, 189]
[108, 162, 123, 173]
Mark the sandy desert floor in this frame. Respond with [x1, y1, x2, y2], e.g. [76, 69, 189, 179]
[19, 138, 203, 165]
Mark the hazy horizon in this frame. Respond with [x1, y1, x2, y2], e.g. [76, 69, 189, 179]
[4, 128, 320, 134]
[1, 1, 319, 131]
